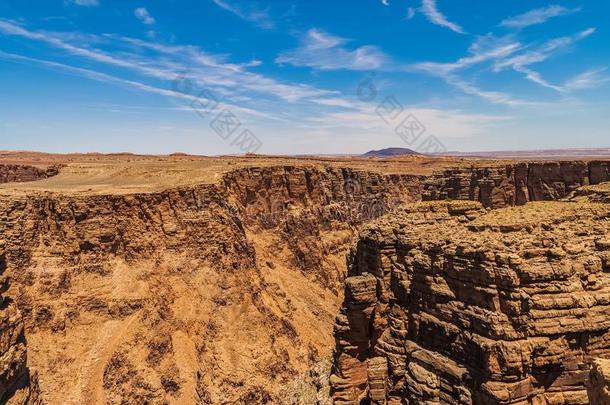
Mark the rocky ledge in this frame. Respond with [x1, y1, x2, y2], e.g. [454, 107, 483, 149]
[331, 200, 610, 404]
[0, 165, 60, 184]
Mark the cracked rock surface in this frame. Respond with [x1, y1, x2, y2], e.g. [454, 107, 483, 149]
[331, 200, 610, 404]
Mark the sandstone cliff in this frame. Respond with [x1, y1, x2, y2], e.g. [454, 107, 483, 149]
[2, 158, 610, 404]
[0, 165, 60, 184]
[0, 249, 42, 404]
[331, 200, 610, 404]
[589, 358, 610, 405]
[222, 166, 421, 286]
[423, 161, 610, 208]
[0, 165, 422, 404]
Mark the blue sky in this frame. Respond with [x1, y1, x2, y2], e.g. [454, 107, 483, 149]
[0, 0, 608, 155]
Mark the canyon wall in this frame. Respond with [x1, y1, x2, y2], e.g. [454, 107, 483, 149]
[0, 184, 253, 274]
[222, 166, 421, 286]
[222, 166, 421, 228]
[331, 200, 610, 404]
[0, 165, 60, 184]
[569, 182, 610, 204]
[0, 249, 42, 404]
[2, 160, 610, 403]
[423, 161, 610, 208]
[0, 165, 422, 404]
[0, 184, 260, 404]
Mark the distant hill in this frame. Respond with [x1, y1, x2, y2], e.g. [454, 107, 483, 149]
[362, 147, 421, 158]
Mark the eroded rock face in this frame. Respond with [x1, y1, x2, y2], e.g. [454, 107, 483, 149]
[0, 184, 254, 275]
[331, 201, 610, 404]
[588, 358, 610, 405]
[223, 166, 422, 286]
[0, 165, 60, 184]
[568, 182, 610, 204]
[3, 161, 610, 403]
[0, 250, 42, 404]
[0, 184, 259, 404]
[423, 161, 610, 208]
[0, 165, 423, 404]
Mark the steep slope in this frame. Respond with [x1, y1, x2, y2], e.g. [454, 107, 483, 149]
[423, 161, 610, 207]
[0, 165, 422, 404]
[331, 201, 610, 404]
[0, 249, 42, 404]
[1, 158, 610, 404]
[589, 358, 610, 404]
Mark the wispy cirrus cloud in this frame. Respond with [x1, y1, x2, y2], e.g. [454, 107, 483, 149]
[494, 28, 596, 92]
[275, 29, 389, 71]
[500, 5, 581, 29]
[407, 25, 598, 104]
[564, 67, 610, 91]
[134, 8, 155, 25]
[306, 104, 511, 141]
[211, 0, 273, 29]
[0, 19, 336, 104]
[494, 28, 596, 71]
[446, 75, 541, 106]
[0, 50, 270, 119]
[410, 33, 521, 76]
[65, 0, 99, 7]
[420, 0, 465, 34]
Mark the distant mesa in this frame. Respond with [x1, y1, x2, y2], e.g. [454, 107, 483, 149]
[362, 147, 421, 158]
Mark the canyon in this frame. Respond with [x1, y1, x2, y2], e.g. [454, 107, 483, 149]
[0, 153, 608, 404]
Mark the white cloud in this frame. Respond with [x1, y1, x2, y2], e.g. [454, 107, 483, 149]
[420, 0, 465, 34]
[410, 27, 597, 102]
[406, 8, 416, 20]
[565, 68, 610, 91]
[407, 29, 595, 105]
[66, 0, 99, 7]
[381, 0, 389, 6]
[276, 29, 388, 71]
[212, 0, 273, 29]
[494, 28, 596, 91]
[308, 103, 511, 140]
[134, 8, 155, 25]
[0, 50, 274, 120]
[0, 50, 185, 101]
[0, 19, 336, 106]
[409, 34, 521, 77]
[500, 5, 581, 29]
[446, 75, 541, 106]
[405, 28, 602, 100]
[311, 98, 355, 108]
[495, 28, 595, 71]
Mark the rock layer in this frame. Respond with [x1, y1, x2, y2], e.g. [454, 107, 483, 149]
[0, 249, 42, 404]
[331, 201, 610, 404]
[0, 165, 60, 184]
[0, 165, 422, 404]
[589, 358, 610, 405]
[223, 166, 421, 284]
[2, 160, 610, 403]
[422, 161, 610, 208]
